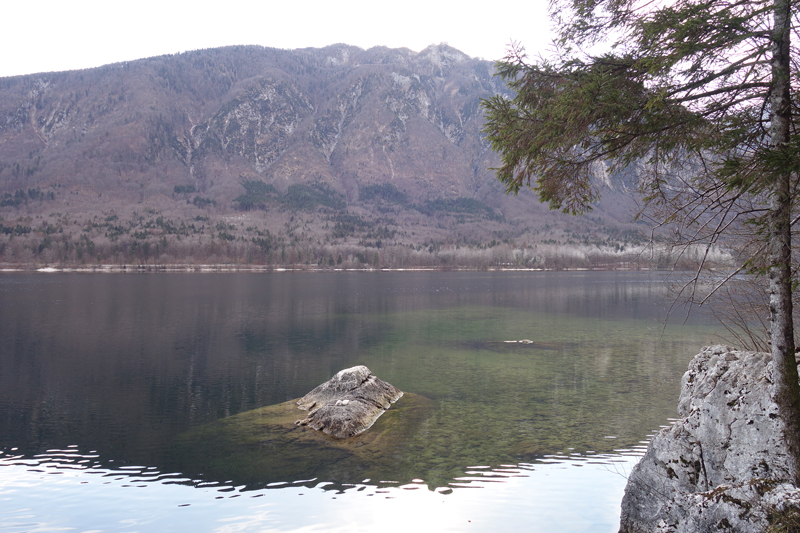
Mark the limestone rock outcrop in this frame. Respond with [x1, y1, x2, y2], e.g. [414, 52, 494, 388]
[295, 365, 403, 438]
[619, 345, 800, 532]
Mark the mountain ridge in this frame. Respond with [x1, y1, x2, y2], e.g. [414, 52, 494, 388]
[0, 44, 655, 269]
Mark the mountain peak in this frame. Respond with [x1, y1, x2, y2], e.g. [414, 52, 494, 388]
[0, 44, 647, 269]
[419, 43, 471, 65]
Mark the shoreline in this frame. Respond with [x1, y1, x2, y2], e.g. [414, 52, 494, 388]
[0, 263, 658, 273]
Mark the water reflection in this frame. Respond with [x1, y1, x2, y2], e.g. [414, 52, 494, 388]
[0, 271, 719, 531]
[0, 444, 647, 532]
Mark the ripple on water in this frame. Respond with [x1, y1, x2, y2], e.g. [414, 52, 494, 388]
[0, 444, 647, 532]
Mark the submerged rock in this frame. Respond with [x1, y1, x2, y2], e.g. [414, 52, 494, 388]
[169, 391, 435, 487]
[619, 345, 800, 532]
[295, 365, 404, 438]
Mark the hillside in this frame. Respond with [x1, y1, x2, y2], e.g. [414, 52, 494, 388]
[0, 44, 651, 269]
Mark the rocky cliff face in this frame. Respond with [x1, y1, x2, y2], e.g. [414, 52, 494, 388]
[0, 44, 503, 202]
[620, 346, 800, 532]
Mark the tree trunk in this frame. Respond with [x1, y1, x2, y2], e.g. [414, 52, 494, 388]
[768, 0, 800, 485]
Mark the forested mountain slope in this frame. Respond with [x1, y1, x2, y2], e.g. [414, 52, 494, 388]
[0, 44, 655, 268]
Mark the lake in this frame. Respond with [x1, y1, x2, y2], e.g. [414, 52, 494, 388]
[0, 271, 721, 532]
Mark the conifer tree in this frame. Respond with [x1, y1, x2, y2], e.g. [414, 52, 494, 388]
[482, 0, 800, 480]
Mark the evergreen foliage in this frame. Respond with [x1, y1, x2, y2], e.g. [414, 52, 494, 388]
[419, 197, 502, 220]
[359, 183, 411, 206]
[0, 188, 53, 207]
[234, 180, 278, 210]
[282, 183, 346, 212]
[331, 213, 370, 238]
[173, 185, 196, 194]
[192, 196, 216, 208]
[482, 0, 800, 480]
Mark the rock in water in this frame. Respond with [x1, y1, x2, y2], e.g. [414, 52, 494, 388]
[619, 345, 800, 532]
[295, 366, 403, 438]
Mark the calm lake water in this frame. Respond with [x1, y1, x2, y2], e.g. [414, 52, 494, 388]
[0, 271, 720, 532]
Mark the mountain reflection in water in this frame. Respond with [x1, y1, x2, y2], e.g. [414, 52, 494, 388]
[0, 271, 719, 531]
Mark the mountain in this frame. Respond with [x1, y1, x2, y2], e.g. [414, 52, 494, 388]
[0, 44, 649, 269]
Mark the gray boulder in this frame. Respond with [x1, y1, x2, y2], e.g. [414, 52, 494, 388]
[295, 365, 404, 438]
[619, 345, 800, 532]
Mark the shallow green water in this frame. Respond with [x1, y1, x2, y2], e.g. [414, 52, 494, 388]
[165, 273, 720, 490]
[0, 271, 722, 531]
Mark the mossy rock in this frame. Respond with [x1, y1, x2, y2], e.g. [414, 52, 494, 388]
[167, 392, 436, 488]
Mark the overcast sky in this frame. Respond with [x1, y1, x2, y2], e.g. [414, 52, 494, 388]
[1, 0, 555, 78]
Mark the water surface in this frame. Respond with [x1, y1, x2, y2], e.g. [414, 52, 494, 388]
[0, 271, 720, 532]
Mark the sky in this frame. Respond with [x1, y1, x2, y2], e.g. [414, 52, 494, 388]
[1, 0, 556, 78]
